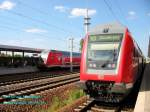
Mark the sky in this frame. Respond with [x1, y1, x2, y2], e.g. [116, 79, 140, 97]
[0, 0, 149, 56]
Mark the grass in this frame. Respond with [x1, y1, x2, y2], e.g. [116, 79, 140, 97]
[38, 89, 85, 112]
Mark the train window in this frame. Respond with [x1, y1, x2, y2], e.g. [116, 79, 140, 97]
[73, 53, 81, 57]
[62, 51, 80, 57]
[86, 34, 123, 70]
[62, 52, 69, 57]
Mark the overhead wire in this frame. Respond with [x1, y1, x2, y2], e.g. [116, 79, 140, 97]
[0, 13, 67, 42]
[0, 0, 83, 43]
[0, 25, 66, 49]
[6, 10, 74, 34]
[15, 0, 82, 36]
[0, 15, 67, 42]
[115, 0, 132, 28]
[0, 0, 87, 50]
[103, 0, 120, 22]
[0, 14, 80, 51]
[0, 24, 66, 42]
[105, 0, 132, 29]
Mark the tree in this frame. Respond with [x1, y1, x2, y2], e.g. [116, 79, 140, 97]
[79, 38, 84, 52]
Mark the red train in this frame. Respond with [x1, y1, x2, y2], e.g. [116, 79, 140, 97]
[80, 23, 144, 102]
[39, 50, 81, 68]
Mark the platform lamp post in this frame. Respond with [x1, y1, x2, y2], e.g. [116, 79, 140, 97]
[69, 37, 74, 72]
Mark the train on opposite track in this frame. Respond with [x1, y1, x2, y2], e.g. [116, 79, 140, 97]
[80, 22, 145, 103]
[38, 50, 81, 68]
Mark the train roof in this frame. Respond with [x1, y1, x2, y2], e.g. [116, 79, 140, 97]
[89, 22, 127, 35]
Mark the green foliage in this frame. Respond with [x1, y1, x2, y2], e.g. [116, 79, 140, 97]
[79, 39, 84, 52]
[38, 89, 85, 112]
[47, 97, 64, 112]
[64, 89, 85, 105]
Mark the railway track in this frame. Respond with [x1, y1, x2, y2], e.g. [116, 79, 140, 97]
[74, 65, 144, 112]
[74, 79, 141, 112]
[0, 73, 79, 103]
[0, 70, 79, 86]
[74, 98, 134, 112]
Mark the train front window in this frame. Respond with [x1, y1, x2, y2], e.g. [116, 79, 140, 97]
[87, 34, 122, 70]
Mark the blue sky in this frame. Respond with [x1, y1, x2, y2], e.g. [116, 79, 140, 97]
[0, 0, 149, 56]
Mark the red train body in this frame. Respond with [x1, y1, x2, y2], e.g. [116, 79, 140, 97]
[39, 50, 81, 68]
[80, 23, 144, 102]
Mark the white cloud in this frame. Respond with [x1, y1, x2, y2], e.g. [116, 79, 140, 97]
[0, 1, 15, 10]
[128, 11, 136, 16]
[24, 28, 47, 33]
[54, 6, 96, 18]
[70, 8, 96, 17]
[147, 13, 150, 16]
[54, 5, 68, 12]
[127, 11, 136, 20]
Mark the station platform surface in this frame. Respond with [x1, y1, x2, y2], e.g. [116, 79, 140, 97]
[0, 66, 38, 75]
[134, 64, 150, 112]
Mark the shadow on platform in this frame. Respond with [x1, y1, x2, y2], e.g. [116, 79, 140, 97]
[134, 63, 150, 112]
[139, 64, 150, 92]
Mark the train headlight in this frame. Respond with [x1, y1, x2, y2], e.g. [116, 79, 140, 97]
[89, 63, 97, 68]
[107, 64, 111, 68]
[111, 63, 116, 68]
[107, 63, 116, 69]
[93, 64, 96, 68]
[89, 64, 93, 67]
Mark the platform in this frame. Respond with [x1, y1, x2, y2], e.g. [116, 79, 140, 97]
[134, 64, 150, 112]
[0, 66, 38, 75]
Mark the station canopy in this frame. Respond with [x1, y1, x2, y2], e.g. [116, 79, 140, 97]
[0, 44, 43, 53]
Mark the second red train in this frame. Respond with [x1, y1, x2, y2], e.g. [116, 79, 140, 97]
[38, 50, 81, 68]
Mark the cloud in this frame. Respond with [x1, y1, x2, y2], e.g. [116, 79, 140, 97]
[128, 11, 136, 16]
[70, 8, 96, 17]
[147, 13, 150, 16]
[54, 6, 96, 18]
[24, 28, 47, 33]
[127, 11, 136, 20]
[54, 5, 68, 12]
[0, 1, 15, 10]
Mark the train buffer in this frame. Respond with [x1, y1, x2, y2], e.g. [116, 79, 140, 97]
[134, 63, 150, 112]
